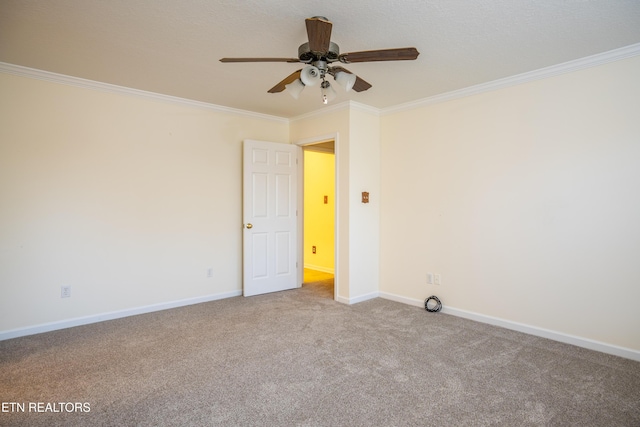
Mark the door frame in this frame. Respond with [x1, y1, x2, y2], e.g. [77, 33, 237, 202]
[296, 133, 339, 301]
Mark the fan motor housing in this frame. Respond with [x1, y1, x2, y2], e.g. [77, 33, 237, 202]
[298, 42, 340, 62]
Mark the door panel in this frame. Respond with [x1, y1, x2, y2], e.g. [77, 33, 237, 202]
[252, 173, 268, 217]
[275, 231, 292, 274]
[243, 140, 298, 296]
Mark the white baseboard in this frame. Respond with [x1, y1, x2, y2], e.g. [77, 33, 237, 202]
[334, 291, 379, 305]
[5, 288, 638, 362]
[0, 290, 242, 341]
[348, 291, 380, 304]
[379, 291, 640, 362]
[378, 291, 425, 308]
[303, 264, 335, 274]
[335, 295, 350, 304]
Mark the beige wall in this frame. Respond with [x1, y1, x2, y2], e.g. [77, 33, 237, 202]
[380, 56, 640, 351]
[291, 104, 381, 303]
[2, 54, 639, 356]
[0, 73, 288, 332]
[347, 108, 380, 299]
[291, 109, 351, 301]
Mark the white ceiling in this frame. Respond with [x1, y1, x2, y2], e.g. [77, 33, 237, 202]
[2, 0, 640, 119]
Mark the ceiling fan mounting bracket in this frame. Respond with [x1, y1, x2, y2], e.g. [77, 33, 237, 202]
[298, 42, 340, 63]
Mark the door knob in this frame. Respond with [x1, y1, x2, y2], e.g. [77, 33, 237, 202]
[246, 223, 253, 229]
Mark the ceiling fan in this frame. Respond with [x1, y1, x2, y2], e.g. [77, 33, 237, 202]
[220, 16, 419, 104]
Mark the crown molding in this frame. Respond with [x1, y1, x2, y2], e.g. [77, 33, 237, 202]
[290, 100, 381, 122]
[3, 42, 639, 122]
[0, 62, 289, 124]
[289, 100, 352, 122]
[382, 42, 640, 116]
[348, 100, 381, 116]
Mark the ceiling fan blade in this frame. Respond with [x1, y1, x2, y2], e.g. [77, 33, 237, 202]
[330, 66, 372, 92]
[352, 75, 372, 92]
[306, 17, 333, 53]
[268, 70, 302, 93]
[339, 47, 419, 63]
[220, 57, 300, 63]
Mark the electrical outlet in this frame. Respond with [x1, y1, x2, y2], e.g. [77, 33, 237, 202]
[207, 267, 213, 278]
[434, 274, 441, 285]
[61, 286, 71, 298]
[312, 246, 316, 254]
[427, 272, 434, 285]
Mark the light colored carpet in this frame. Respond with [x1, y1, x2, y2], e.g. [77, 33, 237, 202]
[1, 272, 639, 426]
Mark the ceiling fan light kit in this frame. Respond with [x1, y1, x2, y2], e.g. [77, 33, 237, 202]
[320, 79, 337, 104]
[334, 70, 356, 92]
[284, 79, 305, 100]
[220, 16, 419, 104]
[300, 65, 321, 86]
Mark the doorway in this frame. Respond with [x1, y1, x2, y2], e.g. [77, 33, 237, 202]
[301, 140, 335, 299]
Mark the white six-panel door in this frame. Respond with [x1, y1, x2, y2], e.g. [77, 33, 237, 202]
[243, 140, 298, 296]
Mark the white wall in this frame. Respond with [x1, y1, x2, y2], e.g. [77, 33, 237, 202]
[380, 56, 640, 352]
[3, 54, 638, 357]
[0, 72, 289, 333]
[291, 108, 351, 301]
[291, 103, 381, 303]
[347, 108, 380, 300]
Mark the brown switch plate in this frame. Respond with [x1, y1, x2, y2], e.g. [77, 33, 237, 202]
[324, 195, 328, 204]
[362, 192, 369, 203]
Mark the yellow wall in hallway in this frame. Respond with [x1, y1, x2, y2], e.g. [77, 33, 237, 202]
[303, 151, 335, 273]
